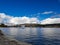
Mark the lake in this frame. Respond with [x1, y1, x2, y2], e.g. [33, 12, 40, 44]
[0, 27, 60, 45]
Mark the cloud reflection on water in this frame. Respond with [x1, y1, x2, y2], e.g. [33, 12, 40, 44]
[41, 28, 60, 40]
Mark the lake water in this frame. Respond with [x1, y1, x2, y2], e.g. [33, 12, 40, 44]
[0, 27, 60, 45]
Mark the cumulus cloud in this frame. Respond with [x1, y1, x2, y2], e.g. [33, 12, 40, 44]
[9, 17, 40, 24]
[0, 13, 40, 25]
[42, 11, 53, 14]
[41, 18, 60, 24]
[0, 13, 60, 25]
[0, 13, 13, 24]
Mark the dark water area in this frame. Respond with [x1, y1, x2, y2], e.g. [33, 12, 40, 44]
[0, 27, 60, 45]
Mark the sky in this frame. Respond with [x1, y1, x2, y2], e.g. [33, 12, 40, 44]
[0, 0, 60, 25]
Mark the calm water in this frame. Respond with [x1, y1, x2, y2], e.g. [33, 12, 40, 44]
[0, 27, 60, 45]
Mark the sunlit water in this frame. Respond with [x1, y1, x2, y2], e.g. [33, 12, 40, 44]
[0, 27, 60, 45]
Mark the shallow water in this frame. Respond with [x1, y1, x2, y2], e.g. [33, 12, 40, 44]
[0, 27, 60, 45]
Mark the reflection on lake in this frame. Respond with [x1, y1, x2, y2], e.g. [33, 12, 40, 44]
[0, 27, 60, 45]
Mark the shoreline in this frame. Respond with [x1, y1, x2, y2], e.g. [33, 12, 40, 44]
[0, 26, 60, 28]
[0, 30, 32, 45]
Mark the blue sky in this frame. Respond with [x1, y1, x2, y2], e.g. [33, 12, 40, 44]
[0, 0, 60, 20]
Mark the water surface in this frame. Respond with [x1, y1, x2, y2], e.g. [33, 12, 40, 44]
[0, 27, 60, 45]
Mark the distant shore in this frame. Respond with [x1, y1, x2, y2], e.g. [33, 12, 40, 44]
[0, 23, 60, 27]
[0, 30, 32, 45]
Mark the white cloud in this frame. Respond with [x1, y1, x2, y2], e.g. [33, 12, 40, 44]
[10, 16, 40, 24]
[0, 13, 40, 25]
[0, 13, 13, 24]
[9, 17, 30, 24]
[0, 13, 60, 25]
[30, 18, 40, 24]
[41, 18, 60, 24]
[42, 11, 53, 14]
